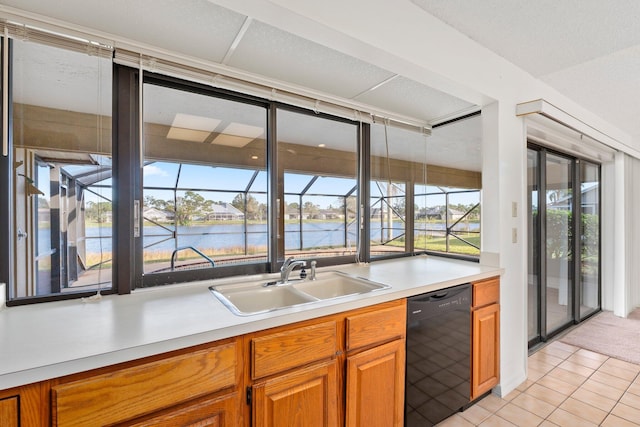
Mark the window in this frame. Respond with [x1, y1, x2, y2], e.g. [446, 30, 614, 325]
[8, 36, 112, 301]
[142, 82, 268, 277]
[414, 185, 480, 256]
[278, 108, 358, 261]
[370, 116, 481, 259]
[369, 122, 425, 257]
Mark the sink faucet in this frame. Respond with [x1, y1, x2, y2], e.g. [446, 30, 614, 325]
[280, 257, 307, 283]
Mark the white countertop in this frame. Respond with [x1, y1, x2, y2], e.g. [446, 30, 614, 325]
[0, 255, 502, 390]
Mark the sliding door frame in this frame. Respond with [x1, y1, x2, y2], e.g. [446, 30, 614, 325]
[528, 143, 601, 348]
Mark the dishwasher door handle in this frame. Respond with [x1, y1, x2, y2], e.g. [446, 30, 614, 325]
[428, 292, 450, 300]
[410, 292, 449, 303]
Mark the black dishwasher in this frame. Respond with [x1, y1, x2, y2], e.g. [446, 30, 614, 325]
[405, 284, 471, 426]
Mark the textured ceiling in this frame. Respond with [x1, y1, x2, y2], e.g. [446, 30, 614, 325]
[411, 0, 640, 141]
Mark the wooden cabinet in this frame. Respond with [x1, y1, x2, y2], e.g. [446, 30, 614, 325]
[0, 299, 407, 427]
[253, 359, 339, 427]
[471, 277, 500, 400]
[249, 319, 340, 427]
[345, 339, 405, 427]
[248, 299, 406, 427]
[51, 338, 242, 427]
[345, 302, 406, 427]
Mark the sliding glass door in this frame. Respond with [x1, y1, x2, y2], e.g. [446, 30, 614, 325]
[528, 145, 601, 346]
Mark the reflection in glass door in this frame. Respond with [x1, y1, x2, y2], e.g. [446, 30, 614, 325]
[527, 150, 539, 342]
[579, 161, 600, 319]
[545, 153, 573, 334]
[527, 146, 601, 346]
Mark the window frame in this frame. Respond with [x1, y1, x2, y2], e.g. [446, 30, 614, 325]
[274, 102, 363, 269]
[137, 72, 274, 288]
[4, 38, 118, 305]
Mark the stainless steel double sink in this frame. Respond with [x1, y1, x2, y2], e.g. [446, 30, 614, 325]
[209, 271, 389, 316]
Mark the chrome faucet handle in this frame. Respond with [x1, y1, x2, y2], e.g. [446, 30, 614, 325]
[280, 258, 306, 283]
[310, 260, 317, 280]
[281, 256, 295, 270]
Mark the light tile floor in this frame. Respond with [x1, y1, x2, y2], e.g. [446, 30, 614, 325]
[437, 341, 640, 426]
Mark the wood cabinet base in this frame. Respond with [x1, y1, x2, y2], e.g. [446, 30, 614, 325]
[346, 339, 405, 427]
[471, 278, 500, 400]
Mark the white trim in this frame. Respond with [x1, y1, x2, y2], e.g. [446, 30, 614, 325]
[525, 118, 615, 163]
[2, 27, 7, 157]
[517, 99, 639, 159]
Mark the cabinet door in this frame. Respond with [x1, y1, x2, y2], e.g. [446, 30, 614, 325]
[0, 396, 18, 427]
[253, 359, 339, 427]
[472, 303, 500, 399]
[345, 339, 405, 427]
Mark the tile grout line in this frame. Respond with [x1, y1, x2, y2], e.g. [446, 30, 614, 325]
[501, 345, 640, 427]
[605, 368, 640, 426]
[449, 344, 640, 426]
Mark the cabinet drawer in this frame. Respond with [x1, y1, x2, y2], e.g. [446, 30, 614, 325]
[252, 320, 338, 379]
[346, 300, 406, 352]
[473, 277, 500, 308]
[52, 341, 238, 427]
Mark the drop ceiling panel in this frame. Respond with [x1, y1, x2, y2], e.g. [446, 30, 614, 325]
[1, 0, 246, 63]
[226, 20, 396, 99]
[356, 75, 475, 122]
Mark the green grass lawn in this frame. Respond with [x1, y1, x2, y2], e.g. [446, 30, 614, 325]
[379, 232, 480, 256]
[416, 233, 480, 256]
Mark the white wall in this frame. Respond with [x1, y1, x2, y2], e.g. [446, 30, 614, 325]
[480, 101, 528, 395]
